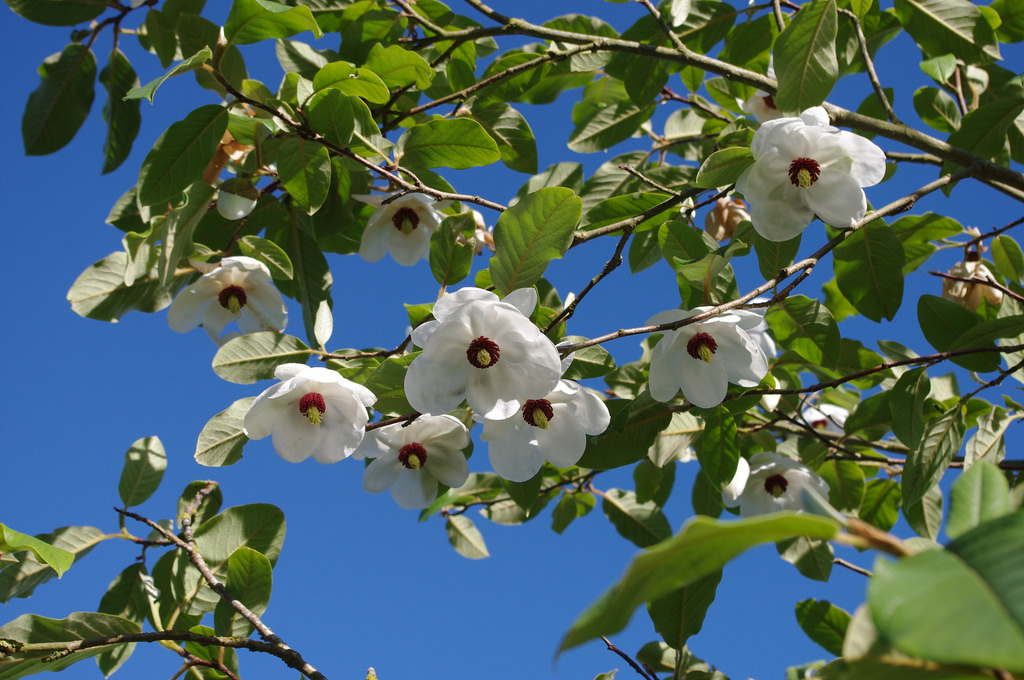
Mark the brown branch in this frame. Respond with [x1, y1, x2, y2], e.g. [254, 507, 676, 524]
[929, 271, 1024, 304]
[601, 636, 657, 680]
[838, 7, 900, 124]
[833, 558, 872, 577]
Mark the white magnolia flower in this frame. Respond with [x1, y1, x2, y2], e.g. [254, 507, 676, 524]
[741, 58, 782, 123]
[942, 258, 1003, 311]
[647, 307, 769, 409]
[801, 403, 848, 434]
[354, 192, 448, 266]
[405, 287, 563, 420]
[738, 301, 776, 359]
[362, 414, 470, 509]
[167, 256, 288, 343]
[735, 106, 887, 241]
[243, 364, 376, 464]
[480, 380, 610, 482]
[704, 196, 750, 242]
[722, 452, 830, 517]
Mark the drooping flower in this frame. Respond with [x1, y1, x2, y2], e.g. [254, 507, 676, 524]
[735, 106, 887, 242]
[361, 414, 470, 509]
[354, 191, 449, 266]
[647, 307, 769, 408]
[405, 287, 563, 420]
[704, 196, 750, 242]
[217, 178, 259, 220]
[480, 380, 610, 482]
[167, 256, 288, 344]
[243, 363, 377, 464]
[741, 58, 782, 123]
[722, 452, 830, 517]
[801, 403, 848, 435]
[942, 257, 1003, 311]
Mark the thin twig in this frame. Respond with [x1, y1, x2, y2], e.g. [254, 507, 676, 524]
[833, 558, 872, 577]
[929, 271, 1024, 304]
[601, 636, 657, 680]
[838, 8, 900, 124]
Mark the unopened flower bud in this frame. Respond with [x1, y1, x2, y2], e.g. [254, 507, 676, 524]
[942, 259, 1002, 311]
[217, 178, 259, 220]
[704, 197, 751, 242]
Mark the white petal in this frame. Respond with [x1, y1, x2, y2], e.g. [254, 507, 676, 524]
[167, 282, 215, 333]
[363, 453, 402, 493]
[243, 389, 288, 440]
[432, 287, 497, 321]
[359, 221, 390, 263]
[722, 456, 750, 507]
[274, 363, 310, 381]
[390, 469, 438, 509]
[805, 171, 866, 228]
[503, 287, 538, 317]
[202, 303, 237, 343]
[424, 447, 469, 488]
[270, 408, 321, 462]
[537, 418, 587, 468]
[799, 106, 830, 127]
[404, 322, 474, 415]
[676, 352, 730, 408]
[385, 223, 431, 266]
[648, 344, 687, 403]
[747, 194, 816, 242]
[488, 428, 546, 482]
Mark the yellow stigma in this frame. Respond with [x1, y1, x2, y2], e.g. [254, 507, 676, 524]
[475, 348, 492, 366]
[697, 344, 714, 363]
[305, 406, 323, 425]
[406, 454, 423, 470]
[796, 168, 813, 188]
[226, 295, 242, 314]
[399, 215, 416, 234]
[530, 408, 550, 429]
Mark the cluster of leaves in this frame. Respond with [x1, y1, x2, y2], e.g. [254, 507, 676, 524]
[5, 0, 1024, 678]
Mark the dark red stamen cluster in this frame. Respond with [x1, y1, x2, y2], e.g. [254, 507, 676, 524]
[466, 336, 500, 368]
[398, 442, 428, 469]
[299, 393, 326, 416]
[218, 285, 247, 309]
[764, 473, 789, 497]
[522, 399, 554, 427]
[686, 332, 718, 360]
[391, 207, 420, 231]
[788, 157, 821, 187]
[763, 94, 777, 110]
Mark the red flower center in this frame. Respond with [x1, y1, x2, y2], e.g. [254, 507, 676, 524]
[762, 94, 777, 110]
[764, 473, 789, 498]
[218, 285, 247, 312]
[466, 336, 500, 368]
[391, 207, 420, 234]
[686, 332, 718, 363]
[788, 158, 821, 188]
[398, 442, 427, 470]
[299, 393, 326, 425]
[522, 399, 554, 429]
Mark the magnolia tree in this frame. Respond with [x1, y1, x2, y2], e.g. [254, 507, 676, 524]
[3, 0, 1024, 678]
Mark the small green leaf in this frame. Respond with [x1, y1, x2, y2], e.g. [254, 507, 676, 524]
[774, 0, 839, 113]
[0, 526, 105, 603]
[126, 46, 212, 103]
[212, 333, 313, 384]
[0, 612, 141, 677]
[364, 43, 433, 89]
[694, 147, 755, 188]
[766, 295, 841, 368]
[833, 221, 905, 322]
[858, 479, 902, 532]
[941, 93, 1024, 177]
[67, 251, 193, 322]
[195, 397, 255, 467]
[902, 406, 965, 509]
[602, 489, 672, 548]
[894, 0, 1001, 64]
[695, 406, 739, 492]
[223, 0, 323, 46]
[467, 101, 539, 175]
[311, 61, 390, 103]
[991, 235, 1024, 283]
[446, 515, 489, 559]
[965, 404, 1011, 467]
[118, 437, 167, 508]
[429, 213, 475, 287]
[22, 43, 96, 156]
[795, 599, 851, 656]
[100, 49, 141, 174]
[396, 118, 501, 170]
[238, 235, 294, 280]
[276, 136, 331, 214]
[889, 368, 931, 448]
[569, 97, 656, 153]
[213, 547, 273, 636]
[912, 86, 961, 133]
[777, 535, 834, 581]
[0, 526, 74, 578]
[138, 105, 227, 207]
[647, 570, 722, 652]
[5, 0, 105, 25]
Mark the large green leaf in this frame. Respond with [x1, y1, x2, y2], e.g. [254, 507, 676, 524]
[158, 181, 216, 287]
[647, 570, 722, 652]
[22, 43, 96, 156]
[889, 368, 930, 448]
[901, 406, 965, 509]
[869, 513, 1024, 671]
[212, 332, 313, 384]
[118, 436, 166, 508]
[276, 136, 331, 214]
[5, 0, 105, 25]
[306, 89, 357, 147]
[0, 526, 104, 603]
[0, 526, 73, 578]
[311, 61, 390, 104]
[67, 251, 193, 322]
[213, 548, 273, 636]
[601, 489, 672, 548]
[833, 221, 905, 322]
[223, 0, 324, 45]
[266, 208, 333, 345]
[766, 295, 840, 368]
[467, 102, 538, 175]
[559, 514, 840, 652]
[941, 94, 1024, 177]
[138, 105, 227, 207]
[774, 0, 839, 113]
[364, 43, 433, 89]
[964, 405, 1011, 467]
[0, 612, 141, 679]
[795, 599, 851, 657]
[490, 187, 581, 295]
[893, 0, 1001, 63]
[569, 96, 656, 153]
[99, 49, 141, 174]
[194, 397, 255, 467]
[946, 460, 1012, 539]
[395, 118, 501, 170]
[695, 406, 739, 492]
[446, 515, 489, 559]
[429, 212, 475, 287]
[694, 147, 755, 188]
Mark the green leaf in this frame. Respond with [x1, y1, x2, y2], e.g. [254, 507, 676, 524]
[912, 86, 962, 133]
[0, 526, 104, 603]
[194, 504, 286, 569]
[601, 489, 672, 548]
[158, 181, 216, 287]
[904, 483, 944, 540]
[894, 0, 1001, 63]
[562, 341, 617, 380]
[277, 136, 331, 214]
[0, 612, 141, 677]
[694, 147, 755, 188]
[311, 61, 390, 104]
[941, 94, 1024, 176]
[766, 295, 840, 368]
[237, 235, 294, 280]
[212, 333, 313, 384]
[579, 397, 674, 470]
[992, 0, 1024, 42]
[490, 187, 582, 295]
[551, 491, 596, 534]
[947, 460, 1012, 539]
[0, 526, 74, 579]
[363, 355, 415, 416]
[5, 0, 105, 25]
[858, 479, 902, 532]
[795, 599, 851, 657]
[964, 404, 1011, 467]
[195, 397, 255, 467]
[647, 570, 722, 651]
[138, 105, 227, 207]
[889, 368, 931, 448]
[695, 406, 739, 492]
[774, 0, 839, 113]
[396, 118, 501, 170]
[569, 97, 656, 153]
[429, 212, 475, 287]
[991, 235, 1024, 283]
[22, 43, 96, 156]
[364, 43, 433, 89]
[753, 229, 801, 280]
[223, 0, 324, 45]
[306, 89, 358, 147]
[833, 221, 905, 322]
[869, 514, 1024, 671]
[816, 460, 865, 514]
[126, 46, 212, 104]
[67, 251, 193, 322]
[100, 49, 141, 174]
[446, 515, 489, 559]
[467, 101, 539, 175]
[213, 547, 273, 636]
[267, 208, 333, 345]
[118, 437, 167, 508]
[777, 535, 834, 581]
[902, 406, 965, 509]
[559, 514, 840, 652]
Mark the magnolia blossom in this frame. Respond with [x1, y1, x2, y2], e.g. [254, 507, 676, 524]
[802, 403, 848, 434]
[722, 452, 830, 517]
[354, 192, 448, 266]
[741, 58, 782, 123]
[405, 287, 562, 420]
[704, 197, 750, 242]
[942, 258, 1003, 311]
[243, 364, 377, 464]
[167, 256, 287, 343]
[217, 178, 259, 220]
[361, 415, 470, 509]
[735, 106, 887, 242]
[480, 380, 610, 482]
[647, 307, 769, 408]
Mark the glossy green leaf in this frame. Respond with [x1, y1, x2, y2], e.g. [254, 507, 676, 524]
[212, 332, 313, 384]
[964, 404, 1011, 467]
[647, 570, 722, 652]
[267, 210, 333, 345]
[118, 436, 166, 508]
[816, 460, 865, 513]
[992, 0, 1024, 42]
[893, 0, 1001, 63]
[889, 368, 930, 448]
[602, 489, 672, 548]
[223, 0, 323, 45]
[858, 479, 902, 532]
[429, 212, 475, 287]
[562, 341, 617, 380]
[158, 181, 216, 287]
[446, 515, 489, 559]
[833, 221, 905, 322]
[277, 136, 331, 214]
[364, 43, 433, 89]
[559, 514, 840, 652]
[0, 526, 74, 579]
[306, 89, 358, 147]
[396, 118, 501, 170]
[947, 460, 1012, 539]
[138, 105, 227, 206]
[194, 504, 286, 568]
[5, 0, 105, 25]
[67, 251, 193, 322]
[941, 94, 1024, 177]
[778, 535, 834, 581]
[569, 96, 656, 153]
[912, 86, 961, 133]
[100, 49, 141, 174]
[490, 187, 581, 295]
[991, 235, 1024, 283]
[695, 406, 739, 492]
[237, 235, 294, 281]
[195, 397, 255, 467]
[0, 612, 141, 678]
[467, 101, 539, 175]
[904, 483, 944, 540]
[694, 147, 755, 188]
[22, 43, 96, 156]
[311, 61, 390, 104]
[580, 398, 674, 470]
[551, 491, 596, 534]
[795, 599, 851, 656]
[767, 295, 840, 368]
[213, 547, 273, 636]
[363, 355, 415, 416]
[774, 0, 839, 113]
[0, 526, 104, 603]
[901, 406, 965, 509]
[126, 46, 212, 103]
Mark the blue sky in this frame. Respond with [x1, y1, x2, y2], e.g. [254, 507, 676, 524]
[2, 2, 1021, 679]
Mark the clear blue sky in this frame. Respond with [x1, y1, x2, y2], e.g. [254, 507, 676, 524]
[2, 3, 1021, 680]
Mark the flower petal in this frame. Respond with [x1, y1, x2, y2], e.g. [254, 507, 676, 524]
[270, 408, 320, 462]
[363, 453, 403, 493]
[487, 428, 546, 482]
[805, 170, 866, 228]
[390, 469, 438, 509]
